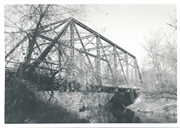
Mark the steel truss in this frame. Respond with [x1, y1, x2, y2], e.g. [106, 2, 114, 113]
[5, 17, 143, 89]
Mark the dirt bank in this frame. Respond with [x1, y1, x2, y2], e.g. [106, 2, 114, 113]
[128, 93, 177, 123]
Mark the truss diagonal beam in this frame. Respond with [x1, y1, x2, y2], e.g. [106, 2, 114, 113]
[41, 21, 66, 34]
[38, 35, 108, 62]
[26, 18, 74, 74]
[98, 35, 115, 81]
[74, 24, 96, 80]
[38, 17, 72, 32]
[74, 19, 136, 59]
[33, 40, 51, 70]
[117, 51, 128, 85]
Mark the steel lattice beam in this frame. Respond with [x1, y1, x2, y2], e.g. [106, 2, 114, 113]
[5, 17, 143, 88]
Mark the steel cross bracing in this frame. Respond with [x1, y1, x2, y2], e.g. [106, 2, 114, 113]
[5, 17, 143, 90]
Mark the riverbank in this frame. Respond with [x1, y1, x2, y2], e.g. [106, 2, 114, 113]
[5, 78, 177, 123]
[128, 92, 177, 123]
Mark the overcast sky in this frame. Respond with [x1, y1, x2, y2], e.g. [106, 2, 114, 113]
[85, 4, 176, 67]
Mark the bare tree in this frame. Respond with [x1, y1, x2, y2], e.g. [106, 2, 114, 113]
[142, 18, 177, 92]
[5, 4, 88, 66]
[167, 17, 177, 30]
[142, 30, 164, 86]
[5, 4, 89, 123]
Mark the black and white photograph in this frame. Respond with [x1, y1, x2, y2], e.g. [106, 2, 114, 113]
[2, 0, 179, 126]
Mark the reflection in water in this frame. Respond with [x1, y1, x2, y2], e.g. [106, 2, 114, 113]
[78, 92, 177, 123]
[38, 91, 177, 123]
[82, 105, 140, 123]
[137, 112, 177, 123]
[82, 105, 177, 123]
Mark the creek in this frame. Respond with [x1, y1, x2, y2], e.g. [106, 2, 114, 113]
[128, 94, 177, 123]
[134, 111, 177, 123]
[36, 91, 177, 123]
[87, 93, 177, 123]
